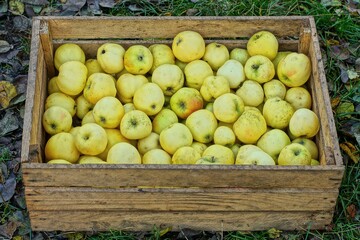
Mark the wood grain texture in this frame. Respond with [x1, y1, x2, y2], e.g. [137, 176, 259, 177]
[39, 21, 55, 78]
[22, 163, 344, 189]
[36, 16, 310, 39]
[25, 187, 338, 212]
[28, 210, 333, 231]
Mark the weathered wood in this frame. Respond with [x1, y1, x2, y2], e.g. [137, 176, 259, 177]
[39, 21, 55, 78]
[298, 27, 311, 55]
[53, 39, 299, 59]
[28, 210, 333, 231]
[25, 187, 338, 212]
[40, 16, 310, 40]
[22, 163, 344, 189]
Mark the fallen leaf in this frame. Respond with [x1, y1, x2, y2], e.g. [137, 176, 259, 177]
[159, 227, 172, 236]
[321, 0, 342, 6]
[0, 173, 17, 203]
[340, 142, 359, 163]
[0, 221, 19, 239]
[268, 228, 282, 238]
[0, 81, 17, 109]
[330, 45, 350, 60]
[336, 101, 355, 118]
[0, 1, 8, 16]
[346, 204, 357, 219]
[186, 8, 199, 16]
[353, 123, 360, 146]
[99, 0, 117, 8]
[0, 110, 19, 136]
[356, 58, 360, 72]
[331, 96, 341, 109]
[347, 69, 359, 80]
[87, 0, 102, 15]
[0, 40, 12, 54]
[128, 4, 143, 12]
[9, 0, 25, 15]
[62, 0, 86, 12]
[326, 39, 339, 46]
[340, 68, 349, 83]
[22, 0, 49, 5]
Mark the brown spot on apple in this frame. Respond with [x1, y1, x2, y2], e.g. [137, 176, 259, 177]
[100, 116, 106, 123]
[176, 38, 182, 46]
[101, 49, 106, 54]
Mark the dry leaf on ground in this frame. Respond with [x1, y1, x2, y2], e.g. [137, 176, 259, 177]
[0, 81, 17, 108]
[340, 142, 359, 163]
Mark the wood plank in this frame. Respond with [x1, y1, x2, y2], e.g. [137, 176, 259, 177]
[22, 164, 344, 189]
[298, 27, 311, 55]
[52, 39, 299, 59]
[38, 16, 310, 39]
[28, 210, 334, 231]
[25, 187, 338, 212]
[39, 20, 55, 78]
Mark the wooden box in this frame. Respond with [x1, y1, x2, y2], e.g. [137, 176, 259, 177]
[21, 16, 344, 232]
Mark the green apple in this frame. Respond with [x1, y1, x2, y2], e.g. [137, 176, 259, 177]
[172, 146, 201, 164]
[92, 96, 124, 128]
[233, 109, 267, 144]
[257, 129, 291, 161]
[244, 55, 275, 84]
[292, 138, 319, 160]
[278, 143, 311, 165]
[201, 144, 234, 165]
[45, 132, 80, 163]
[159, 123, 193, 155]
[285, 87, 312, 110]
[172, 30, 205, 62]
[151, 63, 184, 96]
[277, 52, 311, 87]
[116, 73, 148, 103]
[185, 109, 218, 143]
[97, 43, 125, 74]
[75, 123, 108, 156]
[200, 75, 230, 102]
[124, 45, 153, 75]
[120, 110, 152, 140]
[152, 109, 178, 134]
[262, 97, 295, 129]
[217, 59, 246, 88]
[170, 87, 203, 119]
[263, 79, 287, 100]
[42, 106, 72, 135]
[289, 108, 320, 138]
[230, 48, 250, 66]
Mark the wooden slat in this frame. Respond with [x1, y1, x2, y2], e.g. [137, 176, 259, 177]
[53, 39, 299, 59]
[25, 187, 338, 212]
[298, 27, 311, 55]
[39, 20, 55, 78]
[38, 16, 310, 39]
[22, 164, 344, 189]
[28, 210, 333, 231]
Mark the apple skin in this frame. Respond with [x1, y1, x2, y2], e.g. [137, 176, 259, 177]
[97, 43, 125, 74]
[285, 87, 312, 110]
[236, 80, 264, 107]
[170, 87, 203, 119]
[85, 58, 104, 77]
[236, 145, 275, 165]
[45, 92, 76, 117]
[278, 143, 312, 165]
[230, 48, 250, 66]
[142, 149, 172, 164]
[202, 42, 229, 71]
[107, 142, 141, 164]
[120, 110, 152, 140]
[137, 132, 161, 155]
[262, 97, 295, 129]
[83, 73, 117, 105]
[184, 60, 213, 90]
[151, 63, 184, 96]
[213, 126, 236, 147]
[42, 106, 72, 135]
[277, 52, 311, 87]
[75, 123, 108, 156]
[45, 132, 80, 163]
[200, 75, 230, 102]
[217, 59, 245, 88]
[263, 79, 287, 101]
[172, 30, 205, 62]
[201, 144, 234, 165]
[76, 95, 94, 119]
[213, 93, 244, 123]
[54, 43, 85, 70]
[116, 73, 148, 103]
[247, 30, 279, 60]
[289, 108, 320, 138]
[292, 138, 319, 160]
[152, 109, 178, 135]
[148, 44, 175, 74]
[244, 55, 275, 84]
[185, 109, 218, 144]
[57, 61, 88, 96]
[124, 45, 153, 75]
[159, 123, 193, 155]
[92, 96, 125, 128]
[172, 146, 201, 164]
[256, 129, 291, 161]
[133, 82, 165, 116]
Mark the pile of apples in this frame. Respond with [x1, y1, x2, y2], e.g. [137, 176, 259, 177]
[43, 30, 321, 166]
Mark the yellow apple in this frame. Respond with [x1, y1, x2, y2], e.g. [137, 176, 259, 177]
[172, 30, 205, 62]
[152, 108, 178, 134]
[81, 110, 96, 125]
[76, 95, 94, 119]
[236, 80, 264, 107]
[230, 143, 241, 159]
[69, 126, 80, 138]
[107, 142, 141, 164]
[78, 156, 108, 164]
[57, 61, 87, 96]
[292, 138, 319, 160]
[45, 132, 80, 163]
[116, 73, 148, 103]
[124, 45, 153, 75]
[202, 42, 229, 71]
[92, 96, 124, 128]
[285, 87, 312, 110]
[213, 93, 244, 123]
[230, 48, 250, 66]
[184, 60, 213, 89]
[45, 92, 76, 117]
[47, 76, 61, 95]
[289, 108, 320, 138]
[244, 55, 275, 84]
[175, 58, 188, 71]
[233, 108, 267, 144]
[97, 43, 125, 74]
[120, 110, 152, 140]
[47, 159, 72, 164]
[54, 43, 85, 70]
[262, 97, 295, 129]
[272, 51, 292, 76]
[216, 59, 246, 88]
[133, 82, 164, 116]
[200, 75, 230, 102]
[263, 79, 287, 100]
[42, 106, 72, 135]
[278, 143, 312, 165]
[85, 58, 104, 77]
[191, 142, 208, 155]
[256, 129, 291, 161]
[213, 126, 236, 147]
[142, 149, 172, 164]
[277, 53, 311, 87]
[205, 102, 214, 112]
[202, 144, 234, 165]
[149, 44, 175, 73]
[137, 132, 161, 155]
[97, 128, 130, 161]
[247, 30, 278, 60]
[172, 146, 201, 164]
[159, 123, 193, 155]
[170, 87, 203, 119]
[83, 73, 117, 104]
[151, 64, 184, 96]
[185, 109, 218, 143]
[75, 123, 108, 156]
[311, 159, 320, 165]
[236, 144, 275, 165]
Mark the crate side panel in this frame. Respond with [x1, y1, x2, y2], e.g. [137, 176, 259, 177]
[29, 210, 333, 231]
[22, 164, 344, 189]
[26, 187, 338, 212]
[43, 16, 310, 39]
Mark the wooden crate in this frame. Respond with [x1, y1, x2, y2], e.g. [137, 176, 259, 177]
[21, 16, 344, 232]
